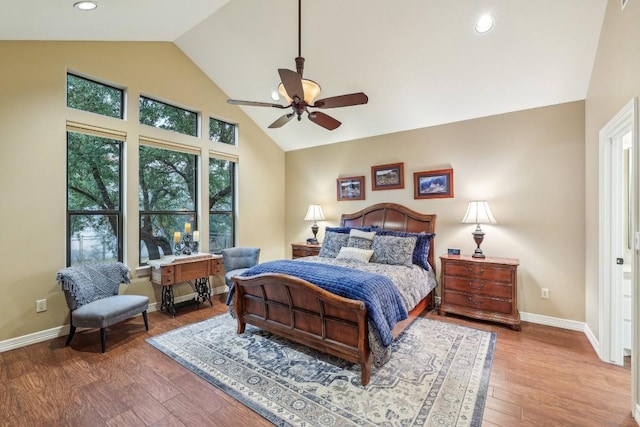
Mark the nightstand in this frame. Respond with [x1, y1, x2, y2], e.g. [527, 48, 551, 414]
[439, 254, 520, 330]
[291, 242, 321, 259]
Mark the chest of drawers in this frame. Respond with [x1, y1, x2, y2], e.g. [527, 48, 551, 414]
[439, 255, 520, 330]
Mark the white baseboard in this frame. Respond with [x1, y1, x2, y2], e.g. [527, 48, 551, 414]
[519, 311, 586, 332]
[0, 291, 210, 353]
[634, 404, 640, 425]
[0, 303, 596, 354]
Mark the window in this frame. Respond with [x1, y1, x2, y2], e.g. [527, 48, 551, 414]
[209, 157, 236, 253]
[209, 117, 237, 145]
[139, 145, 198, 264]
[67, 73, 124, 119]
[67, 131, 123, 266]
[139, 96, 198, 137]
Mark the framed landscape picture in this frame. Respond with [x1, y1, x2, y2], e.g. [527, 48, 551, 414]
[337, 176, 365, 201]
[413, 168, 454, 199]
[371, 162, 404, 191]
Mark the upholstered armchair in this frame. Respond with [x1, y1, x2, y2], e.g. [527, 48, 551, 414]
[222, 247, 261, 287]
[56, 262, 149, 353]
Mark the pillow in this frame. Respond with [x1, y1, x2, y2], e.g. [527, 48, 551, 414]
[376, 230, 435, 270]
[335, 247, 374, 263]
[325, 225, 378, 234]
[370, 235, 417, 267]
[318, 231, 349, 258]
[347, 229, 376, 250]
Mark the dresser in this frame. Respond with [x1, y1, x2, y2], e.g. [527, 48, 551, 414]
[439, 255, 520, 330]
[291, 242, 321, 258]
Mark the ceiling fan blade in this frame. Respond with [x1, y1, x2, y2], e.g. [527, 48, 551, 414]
[227, 99, 287, 109]
[278, 68, 305, 102]
[313, 92, 368, 109]
[308, 111, 341, 130]
[268, 113, 295, 129]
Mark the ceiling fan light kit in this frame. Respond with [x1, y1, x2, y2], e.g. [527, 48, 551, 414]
[227, 0, 368, 131]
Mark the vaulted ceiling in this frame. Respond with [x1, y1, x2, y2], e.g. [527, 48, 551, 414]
[1, 0, 607, 151]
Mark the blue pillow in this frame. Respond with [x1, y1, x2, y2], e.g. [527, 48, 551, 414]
[376, 230, 435, 270]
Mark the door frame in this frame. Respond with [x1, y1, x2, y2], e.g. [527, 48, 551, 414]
[598, 97, 638, 414]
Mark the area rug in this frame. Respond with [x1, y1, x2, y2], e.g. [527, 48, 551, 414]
[147, 313, 496, 427]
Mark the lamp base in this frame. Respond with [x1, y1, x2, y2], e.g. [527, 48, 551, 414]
[471, 226, 486, 258]
[472, 248, 486, 258]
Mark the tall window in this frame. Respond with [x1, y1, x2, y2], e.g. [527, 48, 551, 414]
[209, 158, 236, 253]
[209, 117, 237, 145]
[139, 145, 198, 264]
[67, 73, 124, 119]
[139, 96, 198, 137]
[67, 131, 123, 266]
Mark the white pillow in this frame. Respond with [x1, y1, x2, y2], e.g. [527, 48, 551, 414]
[335, 247, 374, 263]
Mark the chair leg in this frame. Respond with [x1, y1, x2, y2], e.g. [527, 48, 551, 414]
[142, 311, 149, 331]
[100, 328, 106, 353]
[66, 325, 76, 346]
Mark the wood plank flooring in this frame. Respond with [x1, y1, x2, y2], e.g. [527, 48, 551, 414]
[0, 294, 636, 426]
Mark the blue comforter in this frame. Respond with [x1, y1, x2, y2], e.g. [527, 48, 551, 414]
[227, 260, 408, 346]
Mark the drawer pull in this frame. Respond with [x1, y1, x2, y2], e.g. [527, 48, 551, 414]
[467, 282, 484, 290]
[467, 296, 484, 306]
[466, 267, 484, 275]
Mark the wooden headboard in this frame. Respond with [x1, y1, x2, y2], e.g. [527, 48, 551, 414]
[340, 203, 437, 272]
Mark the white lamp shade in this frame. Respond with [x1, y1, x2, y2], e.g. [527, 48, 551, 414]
[304, 204, 325, 221]
[461, 201, 496, 225]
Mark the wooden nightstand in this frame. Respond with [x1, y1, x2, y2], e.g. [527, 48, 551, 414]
[291, 242, 321, 259]
[439, 254, 520, 330]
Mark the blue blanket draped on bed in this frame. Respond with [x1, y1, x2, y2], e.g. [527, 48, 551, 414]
[226, 260, 408, 346]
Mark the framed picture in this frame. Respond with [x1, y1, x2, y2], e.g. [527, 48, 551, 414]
[413, 168, 454, 199]
[371, 162, 404, 191]
[337, 176, 365, 201]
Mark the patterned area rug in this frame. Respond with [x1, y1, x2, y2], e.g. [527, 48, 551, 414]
[147, 313, 496, 427]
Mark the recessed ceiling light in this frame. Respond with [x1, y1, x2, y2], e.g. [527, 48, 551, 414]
[74, 1, 98, 11]
[475, 15, 494, 33]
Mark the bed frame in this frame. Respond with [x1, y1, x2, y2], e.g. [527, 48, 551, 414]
[232, 203, 436, 385]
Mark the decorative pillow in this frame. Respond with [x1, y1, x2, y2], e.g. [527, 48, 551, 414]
[318, 231, 349, 258]
[376, 230, 435, 270]
[325, 225, 378, 234]
[335, 247, 374, 263]
[370, 235, 417, 267]
[347, 229, 376, 250]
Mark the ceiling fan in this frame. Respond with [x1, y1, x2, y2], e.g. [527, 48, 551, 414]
[226, 0, 368, 131]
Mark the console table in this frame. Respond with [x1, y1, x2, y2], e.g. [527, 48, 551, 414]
[149, 253, 223, 316]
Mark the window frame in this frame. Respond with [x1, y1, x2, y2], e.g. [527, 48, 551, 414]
[66, 72, 125, 119]
[139, 95, 199, 137]
[138, 144, 199, 265]
[209, 116, 238, 146]
[208, 156, 236, 254]
[66, 130, 124, 266]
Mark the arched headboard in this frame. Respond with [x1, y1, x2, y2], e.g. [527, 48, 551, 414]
[340, 203, 436, 272]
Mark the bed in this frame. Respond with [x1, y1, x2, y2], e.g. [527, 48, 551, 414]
[230, 203, 437, 385]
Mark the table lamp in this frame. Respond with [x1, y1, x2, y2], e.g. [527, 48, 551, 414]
[304, 204, 325, 244]
[461, 200, 496, 258]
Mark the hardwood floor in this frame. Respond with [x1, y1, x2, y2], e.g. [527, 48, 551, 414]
[0, 295, 636, 427]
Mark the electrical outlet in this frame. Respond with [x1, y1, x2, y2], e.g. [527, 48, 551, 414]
[541, 288, 550, 299]
[36, 299, 47, 313]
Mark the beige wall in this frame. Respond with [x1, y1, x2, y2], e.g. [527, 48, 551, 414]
[286, 101, 585, 320]
[585, 0, 640, 341]
[0, 41, 285, 341]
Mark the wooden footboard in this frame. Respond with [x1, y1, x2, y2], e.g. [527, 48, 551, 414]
[232, 272, 372, 385]
[232, 203, 437, 386]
